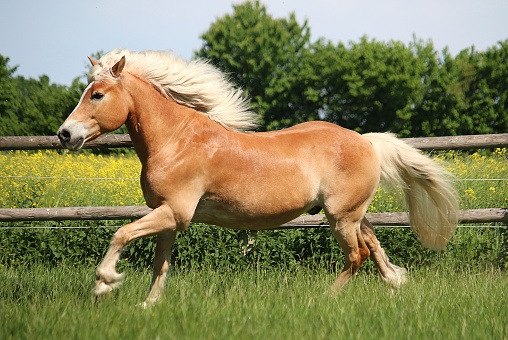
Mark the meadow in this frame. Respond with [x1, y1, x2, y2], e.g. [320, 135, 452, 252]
[0, 264, 507, 339]
[0, 149, 507, 339]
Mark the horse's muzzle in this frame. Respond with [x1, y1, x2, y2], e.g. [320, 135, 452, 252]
[57, 126, 85, 151]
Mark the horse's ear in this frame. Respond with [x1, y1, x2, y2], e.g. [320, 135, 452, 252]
[87, 56, 99, 66]
[111, 56, 126, 77]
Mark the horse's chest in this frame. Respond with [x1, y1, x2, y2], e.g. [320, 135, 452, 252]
[139, 161, 202, 209]
[139, 167, 172, 208]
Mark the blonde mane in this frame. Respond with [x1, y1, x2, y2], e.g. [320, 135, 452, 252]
[88, 49, 259, 131]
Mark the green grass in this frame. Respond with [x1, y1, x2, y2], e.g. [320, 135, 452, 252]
[1, 264, 506, 339]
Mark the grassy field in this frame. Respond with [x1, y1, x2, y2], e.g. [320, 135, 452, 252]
[0, 264, 506, 339]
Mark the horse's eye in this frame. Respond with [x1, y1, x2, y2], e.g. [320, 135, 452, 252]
[91, 92, 104, 100]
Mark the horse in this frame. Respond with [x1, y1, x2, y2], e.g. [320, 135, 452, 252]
[57, 49, 458, 307]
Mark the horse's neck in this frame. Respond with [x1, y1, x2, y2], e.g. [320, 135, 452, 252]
[125, 79, 222, 164]
[124, 76, 198, 163]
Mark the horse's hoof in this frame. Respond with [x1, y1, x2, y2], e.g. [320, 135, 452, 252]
[94, 280, 115, 296]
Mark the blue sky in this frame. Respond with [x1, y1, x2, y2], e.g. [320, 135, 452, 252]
[1, 0, 507, 86]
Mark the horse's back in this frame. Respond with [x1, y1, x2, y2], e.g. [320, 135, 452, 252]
[254, 121, 379, 183]
[244, 121, 371, 159]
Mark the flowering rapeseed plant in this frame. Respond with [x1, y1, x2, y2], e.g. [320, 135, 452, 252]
[0, 149, 506, 211]
[0, 150, 143, 208]
[441, 148, 508, 210]
[370, 148, 508, 213]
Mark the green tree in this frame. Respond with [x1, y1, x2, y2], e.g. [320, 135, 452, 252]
[196, 0, 315, 130]
[197, 2, 507, 137]
[405, 41, 464, 136]
[0, 53, 84, 136]
[411, 41, 508, 136]
[0, 55, 22, 135]
[310, 36, 429, 135]
[14, 75, 83, 135]
[467, 40, 508, 134]
[197, 2, 447, 136]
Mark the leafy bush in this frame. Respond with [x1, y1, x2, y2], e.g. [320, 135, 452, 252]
[1, 222, 506, 272]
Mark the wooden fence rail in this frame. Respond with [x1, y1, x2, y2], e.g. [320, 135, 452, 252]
[1, 133, 508, 151]
[0, 206, 506, 228]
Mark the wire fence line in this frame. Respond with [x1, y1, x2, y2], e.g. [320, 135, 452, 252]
[0, 175, 138, 181]
[1, 224, 506, 230]
[1, 175, 507, 181]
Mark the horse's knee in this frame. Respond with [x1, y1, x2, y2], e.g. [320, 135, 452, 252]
[111, 227, 129, 247]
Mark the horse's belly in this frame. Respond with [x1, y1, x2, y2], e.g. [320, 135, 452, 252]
[191, 195, 313, 230]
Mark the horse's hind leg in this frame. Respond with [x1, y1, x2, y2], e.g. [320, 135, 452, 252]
[360, 218, 407, 287]
[329, 216, 370, 292]
[141, 230, 177, 308]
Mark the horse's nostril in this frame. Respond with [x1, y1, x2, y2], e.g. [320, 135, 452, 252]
[58, 128, 71, 143]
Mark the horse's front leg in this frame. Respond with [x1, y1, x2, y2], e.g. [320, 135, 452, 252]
[140, 230, 177, 308]
[94, 205, 177, 297]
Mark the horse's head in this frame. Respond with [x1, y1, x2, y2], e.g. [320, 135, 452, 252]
[57, 56, 130, 150]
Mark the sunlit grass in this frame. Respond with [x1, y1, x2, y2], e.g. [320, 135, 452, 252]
[0, 264, 506, 339]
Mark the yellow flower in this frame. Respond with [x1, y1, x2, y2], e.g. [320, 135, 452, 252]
[464, 187, 476, 201]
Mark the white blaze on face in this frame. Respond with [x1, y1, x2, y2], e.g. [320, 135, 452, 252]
[67, 82, 94, 119]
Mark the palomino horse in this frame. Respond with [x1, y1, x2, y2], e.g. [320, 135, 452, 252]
[57, 49, 458, 307]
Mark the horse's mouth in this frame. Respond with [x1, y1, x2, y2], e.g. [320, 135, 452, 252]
[64, 137, 85, 151]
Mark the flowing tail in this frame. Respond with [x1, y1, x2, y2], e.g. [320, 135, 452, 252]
[363, 133, 459, 250]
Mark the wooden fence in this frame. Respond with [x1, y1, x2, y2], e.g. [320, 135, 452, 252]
[1, 133, 507, 228]
[1, 133, 508, 151]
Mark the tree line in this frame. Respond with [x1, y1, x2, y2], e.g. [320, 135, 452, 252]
[1, 0, 507, 137]
[0, 56, 85, 136]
